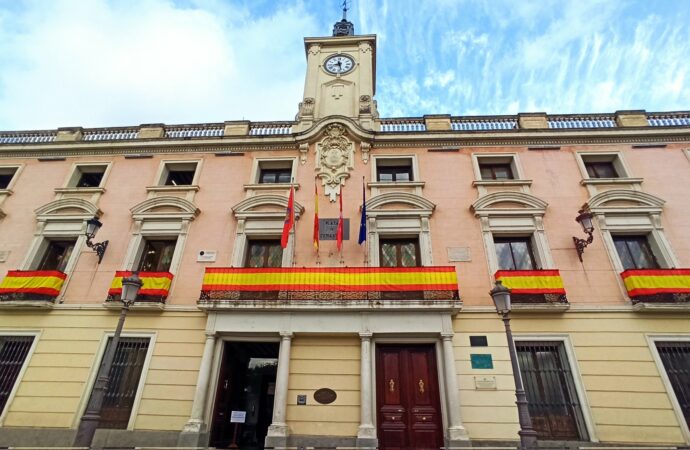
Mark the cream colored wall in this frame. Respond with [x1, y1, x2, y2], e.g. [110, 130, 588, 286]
[286, 335, 360, 436]
[0, 309, 206, 431]
[454, 312, 689, 444]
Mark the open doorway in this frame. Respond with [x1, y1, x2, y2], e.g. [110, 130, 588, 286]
[210, 341, 279, 449]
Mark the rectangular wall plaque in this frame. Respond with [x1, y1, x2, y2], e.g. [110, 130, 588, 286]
[470, 336, 488, 347]
[470, 354, 494, 369]
[447, 246, 471, 262]
[319, 218, 350, 240]
[474, 376, 497, 390]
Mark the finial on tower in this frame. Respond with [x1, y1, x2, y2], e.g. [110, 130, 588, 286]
[333, 0, 354, 36]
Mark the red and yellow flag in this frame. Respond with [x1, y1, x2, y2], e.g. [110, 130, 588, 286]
[281, 185, 295, 249]
[0, 270, 67, 297]
[621, 269, 690, 297]
[202, 266, 458, 292]
[494, 270, 566, 295]
[108, 271, 173, 297]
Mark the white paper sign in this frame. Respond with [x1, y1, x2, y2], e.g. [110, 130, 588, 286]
[230, 410, 246, 423]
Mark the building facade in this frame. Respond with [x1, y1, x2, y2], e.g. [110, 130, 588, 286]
[0, 24, 690, 450]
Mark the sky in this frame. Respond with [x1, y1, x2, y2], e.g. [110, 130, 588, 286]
[0, 0, 689, 130]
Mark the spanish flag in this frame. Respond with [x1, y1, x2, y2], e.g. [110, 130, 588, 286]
[494, 270, 566, 295]
[281, 184, 295, 249]
[621, 269, 690, 297]
[108, 271, 173, 297]
[0, 270, 67, 297]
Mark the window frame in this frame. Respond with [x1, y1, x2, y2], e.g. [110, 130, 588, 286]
[493, 235, 538, 271]
[379, 237, 421, 268]
[74, 331, 156, 431]
[248, 158, 297, 187]
[647, 335, 690, 443]
[611, 234, 661, 270]
[244, 239, 284, 268]
[63, 163, 111, 189]
[0, 331, 41, 426]
[513, 334, 597, 442]
[576, 152, 630, 180]
[0, 165, 22, 192]
[155, 160, 201, 187]
[372, 155, 418, 184]
[34, 238, 78, 272]
[135, 237, 179, 272]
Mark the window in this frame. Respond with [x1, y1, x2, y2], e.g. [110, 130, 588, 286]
[494, 237, 537, 270]
[91, 337, 150, 429]
[137, 239, 177, 272]
[245, 240, 283, 268]
[380, 238, 420, 267]
[480, 163, 514, 180]
[375, 158, 414, 182]
[0, 336, 35, 415]
[68, 165, 107, 188]
[0, 167, 19, 190]
[584, 161, 618, 179]
[516, 341, 589, 440]
[159, 162, 198, 186]
[253, 159, 294, 185]
[654, 341, 690, 430]
[35, 239, 76, 272]
[613, 235, 660, 270]
[259, 168, 292, 184]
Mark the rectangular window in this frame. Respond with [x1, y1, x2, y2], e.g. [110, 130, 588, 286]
[69, 165, 107, 188]
[0, 167, 19, 190]
[655, 342, 690, 429]
[0, 336, 34, 414]
[137, 239, 177, 272]
[585, 161, 618, 178]
[380, 238, 420, 267]
[480, 163, 514, 180]
[377, 166, 412, 182]
[245, 240, 283, 268]
[160, 162, 198, 186]
[36, 239, 76, 272]
[516, 341, 589, 441]
[259, 168, 292, 184]
[613, 235, 659, 270]
[92, 337, 150, 429]
[494, 237, 536, 270]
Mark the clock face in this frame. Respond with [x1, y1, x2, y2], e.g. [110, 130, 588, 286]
[324, 54, 354, 74]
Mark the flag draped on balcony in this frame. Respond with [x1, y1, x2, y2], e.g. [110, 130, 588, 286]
[336, 189, 344, 251]
[313, 181, 319, 251]
[621, 269, 690, 297]
[281, 185, 295, 249]
[108, 271, 174, 298]
[494, 270, 566, 294]
[358, 177, 366, 245]
[0, 270, 67, 297]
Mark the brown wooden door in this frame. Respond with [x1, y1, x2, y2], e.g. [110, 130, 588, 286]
[376, 344, 443, 450]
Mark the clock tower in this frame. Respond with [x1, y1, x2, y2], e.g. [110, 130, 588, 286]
[295, 14, 378, 131]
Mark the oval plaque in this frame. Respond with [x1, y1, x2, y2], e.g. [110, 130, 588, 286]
[313, 388, 337, 405]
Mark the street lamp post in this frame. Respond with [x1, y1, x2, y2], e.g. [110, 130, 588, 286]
[490, 280, 539, 450]
[73, 272, 143, 448]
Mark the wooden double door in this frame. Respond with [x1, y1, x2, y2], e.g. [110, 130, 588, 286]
[376, 344, 443, 450]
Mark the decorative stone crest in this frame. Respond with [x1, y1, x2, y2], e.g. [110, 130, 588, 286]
[359, 95, 372, 114]
[316, 124, 355, 202]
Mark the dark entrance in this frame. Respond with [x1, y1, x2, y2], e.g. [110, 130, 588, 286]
[210, 342, 279, 449]
[376, 344, 443, 450]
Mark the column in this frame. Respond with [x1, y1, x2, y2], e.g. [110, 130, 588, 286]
[441, 332, 469, 442]
[357, 332, 377, 446]
[266, 332, 293, 444]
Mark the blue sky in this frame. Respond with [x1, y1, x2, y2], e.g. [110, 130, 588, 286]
[0, 0, 688, 130]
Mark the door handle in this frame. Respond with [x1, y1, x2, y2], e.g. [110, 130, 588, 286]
[389, 378, 395, 392]
[418, 379, 425, 394]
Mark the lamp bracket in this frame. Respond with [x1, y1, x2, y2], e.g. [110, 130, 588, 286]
[86, 238, 109, 264]
[573, 231, 594, 262]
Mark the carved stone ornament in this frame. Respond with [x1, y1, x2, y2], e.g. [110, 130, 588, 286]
[299, 143, 309, 165]
[359, 95, 372, 114]
[316, 124, 355, 202]
[361, 142, 371, 164]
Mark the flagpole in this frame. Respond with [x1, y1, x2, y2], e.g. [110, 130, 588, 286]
[314, 177, 320, 266]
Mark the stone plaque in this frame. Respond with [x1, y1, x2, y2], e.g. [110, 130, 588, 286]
[319, 218, 350, 240]
[314, 388, 337, 405]
[474, 376, 497, 390]
[470, 354, 494, 369]
[447, 246, 471, 262]
[196, 250, 217, 262]
[470, 336, 488, 347]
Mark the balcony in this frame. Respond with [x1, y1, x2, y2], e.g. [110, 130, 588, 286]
[198, 266, 460, 311]
[621, 269, 690, 310]
[106, 271, 173, 307]
[494, 270, 568, 311]
[0, 270, 67, 307]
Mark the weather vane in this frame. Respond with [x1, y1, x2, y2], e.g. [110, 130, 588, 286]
[333, 0, 354, 36]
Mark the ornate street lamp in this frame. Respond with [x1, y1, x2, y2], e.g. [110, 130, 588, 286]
[573, 208, 595, 262]
[85, 216, 109, 264]
[73, 272, 142, 447]
[490, 280, 539, 450]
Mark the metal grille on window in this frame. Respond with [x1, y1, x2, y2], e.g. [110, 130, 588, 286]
[656, 342, 690, 428]
[95, 337, 150, 429]
[0, 336, 34, 413]
[516, 341, 589, 440]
